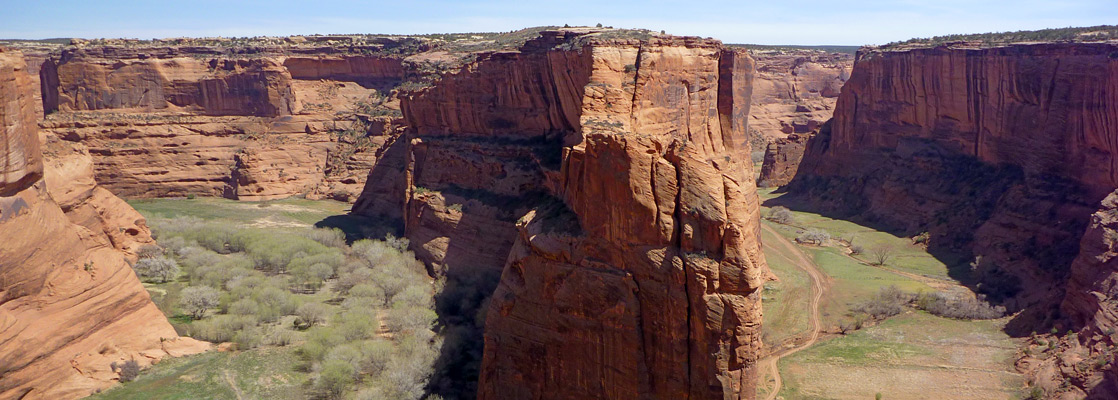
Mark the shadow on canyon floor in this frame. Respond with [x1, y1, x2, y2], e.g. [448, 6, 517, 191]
[761, 191, 1058, 339]
[313, 214, 402, 244]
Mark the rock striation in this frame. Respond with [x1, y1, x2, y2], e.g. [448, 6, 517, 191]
[784, 41, 1118, 396]
[351, 29, 766, 400]
[37, 43, 411, 201]
[0, 48, 207, 400]
[757, 131, 813, 187]
[748, 51, 850, 140]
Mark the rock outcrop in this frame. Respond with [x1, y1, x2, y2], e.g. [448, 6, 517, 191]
[757, 131, 813, 187]
[784, 41, 1118, 396]
[0, 48, 208, 400]
[351, 29, 766, 399]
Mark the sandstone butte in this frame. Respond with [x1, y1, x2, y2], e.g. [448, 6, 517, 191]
[34, 38, 412, 202]
[784, 41, 1118, 397]
[349, 29, 768, 399]
[748, 50, 851, 187]
[0, 47, 209, 400]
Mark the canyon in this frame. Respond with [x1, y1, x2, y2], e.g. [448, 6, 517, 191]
[777, 41, 1118, 397]
[0, 47, 207, 400]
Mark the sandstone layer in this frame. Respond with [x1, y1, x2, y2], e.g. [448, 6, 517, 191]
[756, 131, 812, 187]
[0, 48, 207, 400]
[747, 50, 850, 141]
[37, 43, 411, 202]
[784, 42, 1118, 396]
[352, 29, 766, 399]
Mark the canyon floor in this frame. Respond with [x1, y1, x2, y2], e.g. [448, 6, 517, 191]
[754, 188, 1028, 400]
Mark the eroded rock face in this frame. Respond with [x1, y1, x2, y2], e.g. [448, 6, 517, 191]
[748, 51, 850, 140]
[757, 131, 812, 187]
[352, 30, 766, 399]
[786, 42, 1118, 395]
[38, 45, 408, 201]
[0, 48, 208, 400]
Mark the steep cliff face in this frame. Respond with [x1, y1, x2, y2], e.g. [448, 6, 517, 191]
[352, 30, 765, 399]
[748, 51, 850, 139]
[757, 131, 812, 187]
[0, 48, 207, 400]
[38, 44, 408, 201]
[786, 42, 1118, 396]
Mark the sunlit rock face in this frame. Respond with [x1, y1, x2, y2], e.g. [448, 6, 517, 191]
[0, 47, 208, 400]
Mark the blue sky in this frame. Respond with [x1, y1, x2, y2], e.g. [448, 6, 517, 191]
[2, 0, 1114, 45]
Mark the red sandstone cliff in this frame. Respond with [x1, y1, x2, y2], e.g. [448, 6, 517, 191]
[351, 29, 766, 399]
[786, 41, 1118, 397]
[37, 43, 411, 201]
[748, 50, 850, 140]
[0, 48, 207, 400]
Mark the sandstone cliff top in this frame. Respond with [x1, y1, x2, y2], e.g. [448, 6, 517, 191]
[7, 26, 721, 62]
[870, 24, 1118, 53]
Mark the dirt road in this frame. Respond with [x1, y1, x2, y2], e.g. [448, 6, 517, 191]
[760, 223, 827, 400]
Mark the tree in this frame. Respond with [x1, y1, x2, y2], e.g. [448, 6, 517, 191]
[180, 286, 220, 319]
[316, 359, 356, 398]
[797, 229, 830, 245]
[871, 246, 894, 266]
[295, 302, 329, 328]
[134, 256, 180, 283]
[766, 206, 794, 224]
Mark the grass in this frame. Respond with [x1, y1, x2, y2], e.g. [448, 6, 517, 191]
[129, 197, 349, 226]
[89, 348, 307, 400]
[760, 227, 812, 349]
[777, 312, 1024, 400]
[759, 187, 965, 280]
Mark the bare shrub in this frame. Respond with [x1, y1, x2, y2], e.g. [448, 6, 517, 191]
[853, 286, 911, 319]
[305, 227, 348, 249]
[137, 244, 164, 259]
[295, 302, 329, 328]
[871, 246, 894, 266]
[797, 228, 830, 245]
[766, 206, 794, 224]
[134, 256, 180, 283]
[914, 292, 1006, 320]
[113, 360, 141, 382]
[180, 286, 220, 319]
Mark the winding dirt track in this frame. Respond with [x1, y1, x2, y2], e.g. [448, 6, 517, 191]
[760, 223, 826, 400]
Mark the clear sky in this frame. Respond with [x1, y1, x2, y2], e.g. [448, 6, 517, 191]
[2, 0, 1114, 45]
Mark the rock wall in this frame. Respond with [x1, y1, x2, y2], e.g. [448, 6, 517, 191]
[0, 48, 207, 400]
[352, 30, 766, 399]
[757, 131, 812, 187]
[785, 42, 1118, 396]
[38, 45, 408, 201]
[748, 51, 850, 140]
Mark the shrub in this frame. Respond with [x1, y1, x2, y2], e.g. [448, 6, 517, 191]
[315, 359, 356, 398]
[137, 244, 164, 259]
[234, 325, 263, 350]
[295, 302, 329, 328]
[853, 286, 910, 319]
[267, 326, 297, 346]
[336, 310, 378, 341]
[134, 256, 180, 283]
[797, 229, 830, 245]
[358, 339, 394, 376]
[180, 286, 221, 319]
[850, 244, 864, 255]
[391, 285, 433, 310]
[914, 292, 1005, 320]
[113, 360, 141, 382]
[766, 206, 794, 224]
[229, 298, 259, 316]
[336, 267, 374, 294]
[324, 343, 364, 374]
[305, 227, 348, 249]
[387, 306, 437, 334]
[251, 286, 298, 322]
